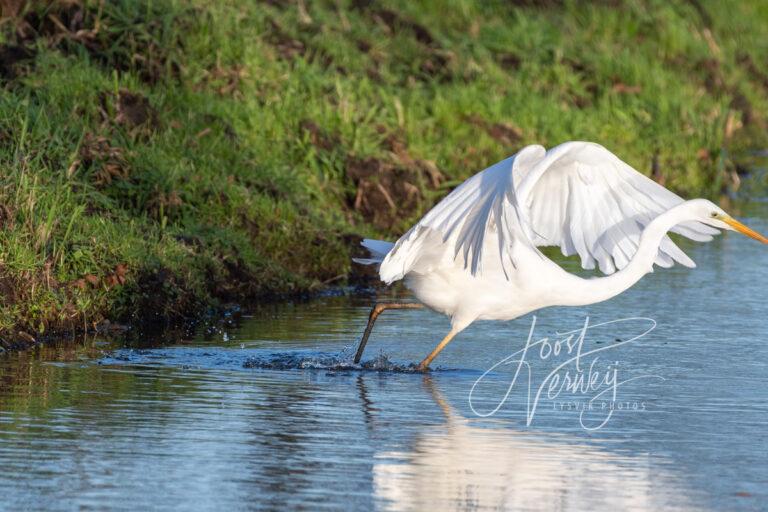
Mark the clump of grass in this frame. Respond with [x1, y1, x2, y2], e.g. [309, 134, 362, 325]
[0, 0, 766, 347]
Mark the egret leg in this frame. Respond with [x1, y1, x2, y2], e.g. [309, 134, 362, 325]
[417, 329, 459, 371]
[354, 303, 424, 363]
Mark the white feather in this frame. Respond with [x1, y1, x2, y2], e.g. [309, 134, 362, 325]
[374, 142, 717, 283]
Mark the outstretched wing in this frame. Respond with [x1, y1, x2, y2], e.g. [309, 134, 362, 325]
[517, 141, 719, 274]
[379, 145, 545, 284]
[380, 141, 720, 284]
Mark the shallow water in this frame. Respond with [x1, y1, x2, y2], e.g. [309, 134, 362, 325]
[1, 202, 768, 511]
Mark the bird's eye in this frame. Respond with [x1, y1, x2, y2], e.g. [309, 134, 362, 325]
[710, 212, 718, 218]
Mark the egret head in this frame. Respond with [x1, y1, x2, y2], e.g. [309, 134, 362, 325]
[688, 198, 768, 243]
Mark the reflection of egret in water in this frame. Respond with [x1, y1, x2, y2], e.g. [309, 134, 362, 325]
[367, 376, 696, 512]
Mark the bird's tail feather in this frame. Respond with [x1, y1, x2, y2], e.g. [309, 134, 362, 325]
[353, 239, 394, 265]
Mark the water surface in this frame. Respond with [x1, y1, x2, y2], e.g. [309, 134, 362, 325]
[1, 202, 767, 511]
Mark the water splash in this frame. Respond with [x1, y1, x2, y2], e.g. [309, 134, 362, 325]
[243, 350, 422, 373]
[97, 347, 426, 373]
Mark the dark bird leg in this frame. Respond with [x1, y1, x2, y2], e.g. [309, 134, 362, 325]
[354, 303, 424, 363]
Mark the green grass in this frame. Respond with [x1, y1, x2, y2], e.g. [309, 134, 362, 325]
[0, 0, 766, 346]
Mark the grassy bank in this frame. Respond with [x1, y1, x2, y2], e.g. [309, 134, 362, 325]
[0, 0, 766, 348]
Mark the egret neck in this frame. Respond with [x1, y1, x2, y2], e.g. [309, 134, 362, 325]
[558, 202, 694, 307]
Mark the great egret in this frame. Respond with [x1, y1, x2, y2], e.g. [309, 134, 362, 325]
[353, 141, 768, 370]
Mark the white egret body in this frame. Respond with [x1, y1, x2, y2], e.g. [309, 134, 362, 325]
[354, 142, 767, 369]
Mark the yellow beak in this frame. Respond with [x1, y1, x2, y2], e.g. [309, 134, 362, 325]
[723, 216, 768, 244]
